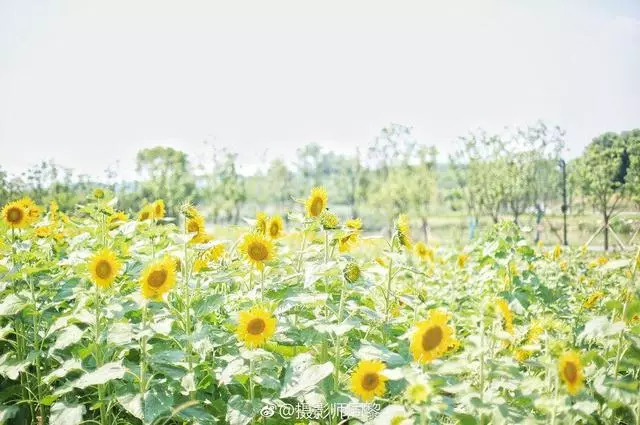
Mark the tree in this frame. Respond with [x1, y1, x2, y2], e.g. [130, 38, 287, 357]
[136, 147, 196, 217]
[573, 132, 630, 250]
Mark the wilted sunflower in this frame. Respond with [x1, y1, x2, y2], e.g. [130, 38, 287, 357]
[141, 256, 177, 300]
[414, 241, 434, 262]
[236, 307, 276, 348]
[558, 351, 584, 395]
[152, 200, 165, 220]
[240, 233, 275, 270]
[255, 211, 268, 235]
[138, 205, 153, 221]
[410, 310, 456, 363]
[496, 298, 514, 335]
[2, 200, 30, 228]
[305, 187, 328, 218]
[395, 214, 411, 249]
[89, 248, 122, 288]
[350, 360, 388, 401]
[267, 215, 284, 239]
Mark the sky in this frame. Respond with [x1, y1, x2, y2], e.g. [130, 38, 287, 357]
[1, 0, 639, 181]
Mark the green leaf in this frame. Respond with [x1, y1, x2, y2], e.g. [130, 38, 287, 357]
[0, 294, 26, 316]
[50, 402, 85, 425]
[45, 358, 83, 383]
[280, 353, 334, 398]
[50, 325, 84, 352]
[71, 361, 127, 389]
[226, 395, 253, 425]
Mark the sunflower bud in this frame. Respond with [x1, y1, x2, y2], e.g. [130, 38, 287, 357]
[343, 262, 361, 283]
[320, 211, 339, 230]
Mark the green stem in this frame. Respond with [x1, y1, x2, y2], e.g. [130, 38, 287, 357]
[29, 277, 44, 423]
[183, 233, 194, 400]
[260, 269, 265, 303]
[140, 302, 148, 417]
[480, 307, 485, 402]
[249, 357, 255, 402]
[296, 231, 307, 273]
[550, 372, 560, 425]
[383, 235, 396, 343]
[94, 285, 107, 425]
[333, 286, 346, 392]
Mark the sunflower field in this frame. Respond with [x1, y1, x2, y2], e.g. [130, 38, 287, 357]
[1, 188, 640, 425]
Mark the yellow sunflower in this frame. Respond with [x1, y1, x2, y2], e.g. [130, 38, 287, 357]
[89, 248, 122, 288]
[206, 244, 226, 262]
[2, 200, 30, 228]
[456, 253, 469, 268]
[267, 215, 284, 239]
[240, 233, 275, 270]
[350, 359, 388, 401]
[305, 187, 328, 218]
[406, 383, 430, 403]
[108, 211, 129, 229]
[141, 256, 177, 300]
[152, 200, 165, 220]
[410, 310, 456, 363]
[320, 210, 339, 230]
[395, 214, 412, 249]
[255, 211, 268, 235]
[186, 213, 208, 243]
[558, 351, 584, 395]
[583, 291, 604, 309]
[414, 242, 434, 262]
[236, 307, 276, 348]
[138, 204, 153, 221]
[20, 198, 42, 224]
[50, 200, 59, 223]
[496, 298, 514, 335]
[35, 225, 53, 238]
[338, 218, 362, 252]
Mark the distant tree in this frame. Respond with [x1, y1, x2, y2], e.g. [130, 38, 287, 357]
[573, 132, 630, 250]
[136, 147, 196, 217]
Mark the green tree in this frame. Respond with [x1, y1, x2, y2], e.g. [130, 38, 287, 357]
[136, 147, 196, 217]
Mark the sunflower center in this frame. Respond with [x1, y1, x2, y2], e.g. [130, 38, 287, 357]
[310, 197, 323, 216]
[7, 207, 23, 223]
[148, 269, 168, 288]
[248, 242, 268, 261]
[422, 326, 443, 351]
[187, 220, 199, 233]
[563, 362, 577, 383]
[247, 318, 266, 335]
[361, 373, 379, 391]
[141, 212, 150, 220]
[269, 223, 279, 237]
[95, 260, 113, 279]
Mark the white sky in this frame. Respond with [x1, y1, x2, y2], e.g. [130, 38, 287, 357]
[1, 0, 639, 181]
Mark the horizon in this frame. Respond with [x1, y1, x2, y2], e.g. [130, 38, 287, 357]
[1, 0, 639, 182]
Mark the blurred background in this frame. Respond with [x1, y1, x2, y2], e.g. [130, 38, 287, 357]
[1, 0, 639, 248]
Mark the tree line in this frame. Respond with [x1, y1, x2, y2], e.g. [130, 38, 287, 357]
[1, 123, 639, 249]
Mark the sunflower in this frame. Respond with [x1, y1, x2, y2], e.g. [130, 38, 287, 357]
[496, 298, 514, 335]
[108, 211, 129, 229]
[35, 225, 53, 238]
[320, 211, 339, 230]
[240, 233, 275, 270]
[138, 205, 153, 221]
[93, 188, 105, 199]
[343, 262, 361, 283]
[583, 291, 604, 309]
[206, 244, 226, 262]
[2, 200, 30, 228]
[152, 200, 165, 220]
[350, 359, 388, 401]
[20, 198, 42, 224]
[50, 200, 59, 223]
[89, 248, 122, 288]
[186, 213, 207, 242]
[395, 214, 412, 249]
[193, 258, 208, 273]
[339, 218, 362, 252]
[414, 242, 434, 262]
[305, 187, 328, 218]
[267, 215, 284, 239]
[456, 253, 469, 268]
[236, 307, 276, 348]
[141, 256, 177, 300]
[410, 310, 456, 363]
[255, 211, 268, 235]
[552, 244, 562, 260]
[558, 351, 584, 395]
[406, 383, 430, 403]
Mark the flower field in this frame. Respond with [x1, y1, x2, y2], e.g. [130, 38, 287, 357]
[1, 189, 640, 425]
